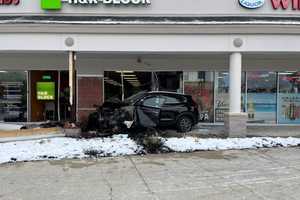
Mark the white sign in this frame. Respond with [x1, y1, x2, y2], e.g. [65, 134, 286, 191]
[62, 0, 151, 5]
[239, 0, 265, 9]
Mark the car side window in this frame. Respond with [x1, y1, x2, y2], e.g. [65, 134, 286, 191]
[162, 95, 182, 104]
[142, 96, 165, 108]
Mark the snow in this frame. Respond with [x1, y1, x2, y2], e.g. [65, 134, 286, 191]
[0, 123, 23, 131]
[1, 135, 300, 164]
[164, 137, 300, 152]
[0, 135, 142, 164]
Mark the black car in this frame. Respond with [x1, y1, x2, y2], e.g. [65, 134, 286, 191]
[87, 91, 199, 133]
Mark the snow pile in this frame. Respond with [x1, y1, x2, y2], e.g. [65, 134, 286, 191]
[164, 137, 300, 152]
[1, 135, 300, 164]
[0, 123, 23, 131]
[0, 135, 142, 164]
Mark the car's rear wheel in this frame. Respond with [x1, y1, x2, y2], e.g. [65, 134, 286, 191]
[177, 115, 193, 133]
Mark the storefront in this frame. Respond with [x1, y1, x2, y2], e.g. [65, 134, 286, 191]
[1, 0, 300, 135]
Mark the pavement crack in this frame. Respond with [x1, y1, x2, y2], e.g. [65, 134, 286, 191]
[102, 175, 113, 200]
[128, 156, 160, 200]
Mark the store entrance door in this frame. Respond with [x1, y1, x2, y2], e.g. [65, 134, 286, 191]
[30, 70, 70, 122]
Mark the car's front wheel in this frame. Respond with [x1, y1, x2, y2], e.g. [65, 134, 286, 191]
[177, 115, 193, 133]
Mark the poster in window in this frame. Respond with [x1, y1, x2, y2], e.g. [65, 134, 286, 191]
[278, 94, 300, 124]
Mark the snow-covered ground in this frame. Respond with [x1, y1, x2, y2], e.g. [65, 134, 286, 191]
[1, 135, 300, 164]
[0, 135, 142, 164]
[0, 123, 23, 131]
[164, 137, 300, 152]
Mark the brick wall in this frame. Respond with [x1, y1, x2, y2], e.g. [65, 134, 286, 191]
[77, 76, 103, 122]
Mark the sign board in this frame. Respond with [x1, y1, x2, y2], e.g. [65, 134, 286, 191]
[36, 82, 55, 100]
[239, 0, 265, 9]
[41, 0, 151, 10]
[0, 0, 19, 5]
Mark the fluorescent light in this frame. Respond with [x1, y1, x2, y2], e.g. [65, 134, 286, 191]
[0, 71, 7, 73]
[116, 71, 134, 73]
[123, 75, 136, 77]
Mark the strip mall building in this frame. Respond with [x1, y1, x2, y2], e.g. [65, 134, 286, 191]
[1, 0, 300, 136]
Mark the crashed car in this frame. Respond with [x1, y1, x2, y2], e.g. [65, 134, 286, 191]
[86, 91, 199, 133]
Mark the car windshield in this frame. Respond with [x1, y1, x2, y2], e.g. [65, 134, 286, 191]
[124, 91, 147, 104]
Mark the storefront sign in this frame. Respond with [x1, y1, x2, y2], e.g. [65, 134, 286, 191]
[36, 82, 55, 100]
[42, 0, 151, 10]
[0, 0, 20, 5]
[239, 0, 265, 9]
[271, 0, 300, 9]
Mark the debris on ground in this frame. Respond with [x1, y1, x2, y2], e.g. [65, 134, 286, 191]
[142, 136, 165, 154]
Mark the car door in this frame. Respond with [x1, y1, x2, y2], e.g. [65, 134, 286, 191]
[135, 95, 165, 128]
[160, 95, 184, 126]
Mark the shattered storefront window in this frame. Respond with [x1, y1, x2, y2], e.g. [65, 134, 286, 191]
[104, 71, 182, 101]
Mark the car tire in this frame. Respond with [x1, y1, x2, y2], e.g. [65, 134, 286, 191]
[177, 115, 193, 133]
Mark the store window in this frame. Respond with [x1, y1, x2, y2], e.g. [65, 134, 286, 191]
[247, 72, 277, 124]
[278, 71, 300, 124]
[104, 71, 182, 101]
[215, 72, 246, 122]
[184, 71, 214, 123]
[0, 71, 27, 122]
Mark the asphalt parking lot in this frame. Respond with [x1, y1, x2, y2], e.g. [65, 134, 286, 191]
[1, 147, 300, 200]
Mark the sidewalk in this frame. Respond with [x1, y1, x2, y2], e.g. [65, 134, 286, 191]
[1, 148, 300, 200]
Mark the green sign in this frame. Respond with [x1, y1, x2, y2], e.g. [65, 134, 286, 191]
[41, 0, 62, 10]
[42, 75, 52, 80]
[41, 0, 151, 10]
[37, 82, 55, 100]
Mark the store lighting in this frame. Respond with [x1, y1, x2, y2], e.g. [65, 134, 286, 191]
[279, 72, 294, 75]
[0, 71, 8, 73]
[116, 71, 134, 73]
[123, 75, 136, 77]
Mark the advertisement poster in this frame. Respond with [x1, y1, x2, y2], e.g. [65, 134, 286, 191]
[184, 81, 214, 123]
[278, 93, 300, 124]
[215, 93, 229, 122]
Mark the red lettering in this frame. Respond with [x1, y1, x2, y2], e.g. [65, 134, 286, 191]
[0, 0, 19, 5]
[292, 0, 298, 9]
[12, 0, 19, 5]
[4, 0, 12, 4]
[271, 0, 290, 9]
[292, 0, 300, 9]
